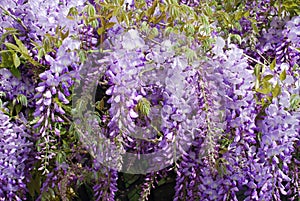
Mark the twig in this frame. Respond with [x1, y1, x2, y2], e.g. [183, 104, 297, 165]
[257, 50, 270, 65]
[140, 33, 160, 45]
[0, 5, 28, 31]
[243, 53, 268, 68]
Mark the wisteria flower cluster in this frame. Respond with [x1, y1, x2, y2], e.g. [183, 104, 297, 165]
[0, 0, 299, 201]
[0, 104, 32, 201]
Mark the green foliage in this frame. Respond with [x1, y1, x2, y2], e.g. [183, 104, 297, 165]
[0, 34, 42, 77]
[290, 94, 300, 110]
[136, 97, 151, 117]
[280, 0, 300, 16]
[270, 58, 276, 71]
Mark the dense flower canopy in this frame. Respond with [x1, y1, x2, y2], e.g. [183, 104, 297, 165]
[0, 0, 299, 201]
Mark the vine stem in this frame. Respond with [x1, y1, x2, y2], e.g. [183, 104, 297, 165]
[243, 53, 268, 68]
[198, 69, 218, 166]
[0, 5, 28, 31]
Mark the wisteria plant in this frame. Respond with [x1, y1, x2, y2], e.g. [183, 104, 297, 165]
[0, 0, 299, 201]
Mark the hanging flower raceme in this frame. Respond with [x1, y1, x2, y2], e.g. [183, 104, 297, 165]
[0, 105, 33, 201]
[0, 68, 35, 103]
[32, 38, 81, 174]
[91, 28, 206, 177]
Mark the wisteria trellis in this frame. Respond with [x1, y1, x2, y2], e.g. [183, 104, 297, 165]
[0, 0, 299, 201]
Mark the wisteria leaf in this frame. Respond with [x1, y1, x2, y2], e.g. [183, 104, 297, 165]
[256, 86, 271, 95]
[13, 35, 28, 54]
[14, 104, 22, 114]
[12, 53, 20, 68]
[272, 82, 281, 97]
[10, 67, 21, 78]
[17, 94, 28, 107]
[270, 58, 276, 71]
[279, 69, 286, 81]
[262, 75, 273, 83]
[5, 42, 20, 51]
[0, 51, 13, 68]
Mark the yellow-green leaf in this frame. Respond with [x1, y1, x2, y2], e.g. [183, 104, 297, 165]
[147, 0, 158, 16]
[256, 82, 272, 94]
[254, 64, 261, 77]
[13, 35, 28, 54]
[272, 82, 281, 97]
[87, 4, 96, 17]
[262, 74, 273, 82]
[105, 22, 116, 29]
[12, 53, 20, 68]
[5, 42, 20, 51]
[279, 69, 286, 81]
[124, 13, 130, 26]
[10, 67, 21, 78]
[97, 27, 105, 35]
[270, 58, 276, 71]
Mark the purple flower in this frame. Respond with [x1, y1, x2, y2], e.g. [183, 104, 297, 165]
[0, 108, 32, 201]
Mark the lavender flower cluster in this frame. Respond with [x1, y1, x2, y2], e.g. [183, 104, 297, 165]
[101, 29, 206, 173]
[0, 105, 32, 201]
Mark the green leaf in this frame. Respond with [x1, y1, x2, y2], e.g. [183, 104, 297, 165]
[5, 42, 20, 51]
[254, 64, 261, 77]
[91, 19, 99, 28]
[256, 82, 272, 94]
[272, 82, 281, 97]
[78, 50, 86, 62]
[153, 12, 166, 24]
[149, 27, 159, 39]
[251, 22, 259, 34]
[97, 27, 105, 35]
[1, 51, 13, 68]
[270, 58, 276, 71]
[244, 10, 250, 18]
[290, 94, 300, 110]
[185, 48, 197, 63]
[169, 4, 180, 19]
[0, 91, 6, 98]
[61, 29, 69, 40]
[12, 53, 20, 68]
[13, 35, 28, 54]
[10, 67, 21, 78]
[14, 104, 22, 114]
[262, 74, 273, 82]
[137, 98, 151, 117]
[164, 26, 173, 36]
[256, 88, 270, 95]
[4, 27, 17, 32]
[105, 22, 116, 29]
[27, 172, 41, 197]
[17, 94, 28, 107]
[87, 4, 96, 17]
[147, 0, 158, 16]
[255, 78, 260, 90]
[234, 10, 244, 21]
[230, 34, 242, 44]
[37, 48, 45, 61]
[43, 36, 51, 53]
[22, 53, 42, 67]
[124, 13, 130, 26]
[56, 152, 66, 164]
[279, 69, 286, 81]
[157, 178, 166, 186]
